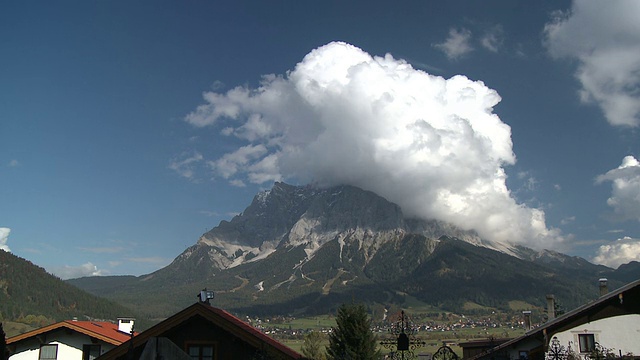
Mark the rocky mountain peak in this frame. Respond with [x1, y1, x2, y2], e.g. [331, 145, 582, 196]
[70, 183, 639, 319]
[188, 182, 494, 272]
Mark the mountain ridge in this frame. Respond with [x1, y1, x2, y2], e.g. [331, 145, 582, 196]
[68, 182, 639, 319]
[0, 250, 137, 326]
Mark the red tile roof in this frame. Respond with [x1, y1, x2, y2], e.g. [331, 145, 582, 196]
[7, 320, 136, 346]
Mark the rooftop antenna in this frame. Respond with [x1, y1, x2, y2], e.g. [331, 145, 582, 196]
[197, 288, 215, 305]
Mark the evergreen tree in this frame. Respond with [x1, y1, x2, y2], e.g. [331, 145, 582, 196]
[0, 322, 8, 360]
[302, 331, 327, 360]
[326, 303, 380, 360]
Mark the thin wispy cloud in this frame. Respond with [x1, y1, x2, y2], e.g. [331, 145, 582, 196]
[517, 171, 539, 192]
[544, 0, 640, 127]
[229, 179, 246, 187]
[184, 41, 563, 250]
[434, 28, 474, 60]
[210, 80, 225, 91]
[199, 210, 220, 217]
[169, 151, 204, 179]
[480, 25, 504, 53]
[79, 246, 125, 254]
[126, 256, 171, 264]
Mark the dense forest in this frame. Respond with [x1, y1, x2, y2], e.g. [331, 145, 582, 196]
[0, 250, 136, 328]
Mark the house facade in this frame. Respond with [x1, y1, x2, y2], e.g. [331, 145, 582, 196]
[469, 279, 640, 360]
[7, 319, 135, 360]
[552, 314, 640, 358]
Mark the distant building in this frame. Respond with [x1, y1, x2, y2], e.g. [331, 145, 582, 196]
[459, 338, 510, 359]
[98, 301, 304, 359]
[468, 278, 640, 360]
[7, 318, 135, 360]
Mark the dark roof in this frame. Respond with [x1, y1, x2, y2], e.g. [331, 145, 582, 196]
[459, 338, 511, 348]
[470, 278, 640, 360]
[99, 302, 303, 359]
[7, 320, 135, 346]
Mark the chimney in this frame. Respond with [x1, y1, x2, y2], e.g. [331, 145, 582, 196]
[546, 295, 556, 321]
[522, 311, 532, 331]
[117, 318, 135, 334]
[599, 278, 608, 296]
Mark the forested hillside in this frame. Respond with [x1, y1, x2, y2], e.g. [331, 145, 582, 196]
[0, 250, 135, 328]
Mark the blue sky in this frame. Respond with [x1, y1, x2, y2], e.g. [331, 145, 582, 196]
[1, 1, 639, 279]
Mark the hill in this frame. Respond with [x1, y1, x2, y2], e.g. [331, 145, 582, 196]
[0, 250, 137, 330]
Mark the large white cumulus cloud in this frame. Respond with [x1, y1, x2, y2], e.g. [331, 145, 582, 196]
[593, 236, 640, 268]
[596, 156, 640, 221]
[0, 227, 10, 252]
[186, 42, 562, 248]
[544, 0, 640, 127]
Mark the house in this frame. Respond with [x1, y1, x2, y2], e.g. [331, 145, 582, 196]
[97, 300, 304, 360]
[469, 278, 640, 360]
[7, 318, 135, 360]
[458, 338, 510, 359]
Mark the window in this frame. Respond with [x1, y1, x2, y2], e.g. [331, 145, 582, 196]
[187, 344, 215, 360]
[519, 351, 529, 360]
[83, 344, 101, 360]
[39, 344, 58, 360]
[578, 334, 596, 353]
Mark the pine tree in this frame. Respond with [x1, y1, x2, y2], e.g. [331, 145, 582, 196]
[326, 303, 380, 360]
[302, 331, 326, 360]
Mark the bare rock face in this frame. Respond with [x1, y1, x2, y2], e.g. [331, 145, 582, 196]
[184, 182, 485, 271]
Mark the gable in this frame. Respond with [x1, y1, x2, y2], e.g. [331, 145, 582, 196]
[98, 302, 302, 360]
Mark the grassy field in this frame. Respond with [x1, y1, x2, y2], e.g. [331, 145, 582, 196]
[274, 318, 525, 357]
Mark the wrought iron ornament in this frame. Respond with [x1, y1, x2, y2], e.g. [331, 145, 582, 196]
[380, 310, 426, 359]
[433, 345, 459, 360]
[546, 337, 568, 360]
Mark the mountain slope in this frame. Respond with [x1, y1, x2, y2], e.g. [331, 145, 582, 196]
[69, 182, 640, 318]
[0, 250, 136, 325]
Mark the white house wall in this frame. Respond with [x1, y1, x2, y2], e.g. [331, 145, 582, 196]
[9, 330, 118, 360]
[553, 314, 640, 357]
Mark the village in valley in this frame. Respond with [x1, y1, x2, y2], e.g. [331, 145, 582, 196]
[3, 277, 640, 359]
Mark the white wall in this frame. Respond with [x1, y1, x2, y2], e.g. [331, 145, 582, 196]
[553, 315, 640, 358]
[9, 331, 118, 360]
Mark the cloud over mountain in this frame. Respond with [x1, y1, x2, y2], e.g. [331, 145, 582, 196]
[184, 41, 562, 249]
[597, 155, 640, 222]
[593, 236, 640, 268]
[544, 0, 640, 127]
[0, 227, 10, 252]
[49, 262, 105, 280]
